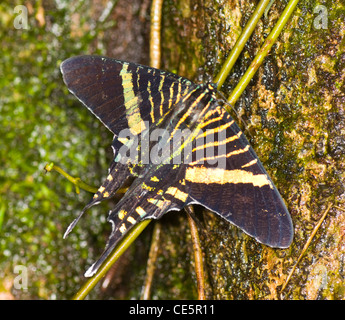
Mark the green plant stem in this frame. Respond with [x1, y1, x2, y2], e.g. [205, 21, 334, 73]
[73, 219, 151, 300]
[228, 0, 300, 106]
[140, 222, 162, 300]
[280, 203, 332, 294]
[185, 206, 206, 300]
[150, 0, 163, 69]
[214, 0, 274, 89]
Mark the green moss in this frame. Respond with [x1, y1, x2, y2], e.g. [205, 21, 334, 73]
[0, 0, 112, 299]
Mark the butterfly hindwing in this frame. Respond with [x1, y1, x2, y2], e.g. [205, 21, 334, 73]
[84, 162, 189, 276]
[185, 103, 293, 248]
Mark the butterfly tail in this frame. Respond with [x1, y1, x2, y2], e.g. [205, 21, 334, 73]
[63, 162, 131, 238]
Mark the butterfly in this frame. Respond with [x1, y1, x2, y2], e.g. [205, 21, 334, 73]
[60, 55, 293, 277]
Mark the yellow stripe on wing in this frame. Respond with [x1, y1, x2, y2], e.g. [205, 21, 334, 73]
[120, 63, 147, 135]
[185, 166, 273, 189]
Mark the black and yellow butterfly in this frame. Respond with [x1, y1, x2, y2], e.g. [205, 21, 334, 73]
[60, 55, 293, 277]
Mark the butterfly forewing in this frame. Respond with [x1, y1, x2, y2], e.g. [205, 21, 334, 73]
[61, 56, 193, 135]
[60, 55, 293, 277]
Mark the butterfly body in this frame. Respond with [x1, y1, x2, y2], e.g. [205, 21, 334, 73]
[60, 56, 293, 277]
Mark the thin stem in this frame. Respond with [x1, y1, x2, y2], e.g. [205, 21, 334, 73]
[140, 223, 162, 300]
[214, 0, 274, 89]
[185, 206, 206, 300]
[227, 0, 300, 106]
[280, 203, 332, 294]
[150, 0, 163, 69]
